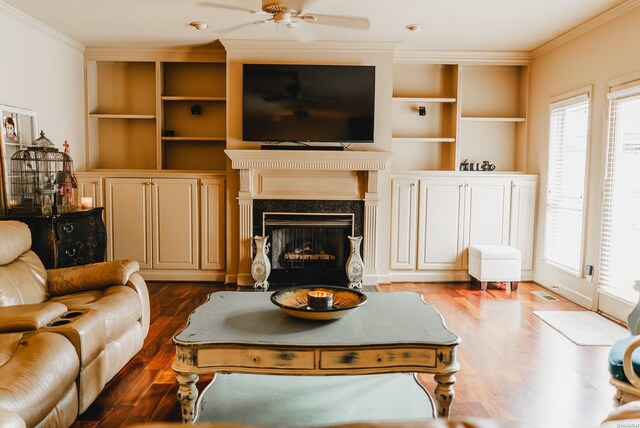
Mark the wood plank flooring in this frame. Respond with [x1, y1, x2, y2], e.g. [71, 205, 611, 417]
[73, 281, 620, 428]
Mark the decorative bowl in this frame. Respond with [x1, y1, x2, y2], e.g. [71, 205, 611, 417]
[270, 286, 367, 321]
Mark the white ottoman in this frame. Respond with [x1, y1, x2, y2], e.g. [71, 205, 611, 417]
[468, 244, 521, 291]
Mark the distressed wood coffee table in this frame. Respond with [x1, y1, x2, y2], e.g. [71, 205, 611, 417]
[173, 291, 460, 423]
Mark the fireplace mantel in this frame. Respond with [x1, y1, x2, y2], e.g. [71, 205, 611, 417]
[225, 150, 392, 287]
[225, 150, 392, 172]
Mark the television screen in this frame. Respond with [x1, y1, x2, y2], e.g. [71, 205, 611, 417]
[242, 64, 375, 143]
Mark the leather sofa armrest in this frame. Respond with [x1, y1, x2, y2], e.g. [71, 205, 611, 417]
[0, 408, 27, 428]
[47, 260, 140, 296]
[0, 303, 67, 333]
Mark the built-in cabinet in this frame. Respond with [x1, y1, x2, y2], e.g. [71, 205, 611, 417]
[390, 173, 537, 282]
[76, 172, 226, 281]
[391, 61, 529, 173]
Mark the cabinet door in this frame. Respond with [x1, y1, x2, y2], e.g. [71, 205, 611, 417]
[390, 178, 418, 270]
[417, 177, 465, 270]
[152, 178, 198, 270]
[509, 178, 537, 270]
[77, 175, 104, 208]
[201, 177, 226, 270]
[105, 178, 152, 268]
[463, 177, 511, 268]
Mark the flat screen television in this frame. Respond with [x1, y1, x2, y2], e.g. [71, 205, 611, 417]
[242, 64, 375, 143]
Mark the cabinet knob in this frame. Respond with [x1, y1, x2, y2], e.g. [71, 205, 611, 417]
[63, 223, 74, 233]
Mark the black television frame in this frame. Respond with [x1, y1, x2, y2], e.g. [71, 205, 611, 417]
[242, 63, 375, 144]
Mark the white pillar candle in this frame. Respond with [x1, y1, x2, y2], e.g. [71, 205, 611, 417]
[80, 197, 93, 209]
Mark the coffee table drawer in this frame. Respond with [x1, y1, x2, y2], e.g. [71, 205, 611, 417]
[198, 348, 315, 370]
[320, 348, 437, 369]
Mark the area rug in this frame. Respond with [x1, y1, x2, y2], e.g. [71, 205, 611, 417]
[533, 311, 628, 346]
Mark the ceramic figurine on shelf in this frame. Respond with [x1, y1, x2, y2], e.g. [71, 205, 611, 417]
[251, 235, 271, 291]
[345, 235, 364, 290]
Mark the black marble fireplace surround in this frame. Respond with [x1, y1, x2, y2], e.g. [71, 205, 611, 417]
[253, 200, 364, 287]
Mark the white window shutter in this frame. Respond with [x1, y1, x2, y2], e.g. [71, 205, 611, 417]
[543, 94, 590, 274]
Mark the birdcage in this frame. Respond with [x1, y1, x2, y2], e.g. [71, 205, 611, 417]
[9, 131, 77, 214]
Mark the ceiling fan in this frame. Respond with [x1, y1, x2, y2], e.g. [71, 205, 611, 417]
[199, 0, 371, 35]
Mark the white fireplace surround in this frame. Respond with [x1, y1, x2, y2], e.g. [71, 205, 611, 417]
[225, 150, 393, 286]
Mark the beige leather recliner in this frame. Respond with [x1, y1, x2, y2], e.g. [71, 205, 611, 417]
[0, 220, 150, 427]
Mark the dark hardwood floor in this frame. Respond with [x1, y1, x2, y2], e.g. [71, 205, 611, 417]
[73, 281, 619, 427]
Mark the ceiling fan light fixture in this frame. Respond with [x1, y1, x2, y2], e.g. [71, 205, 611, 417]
[405, 24, 423, 32]
[190, 21, 208, 30]
[301, 15, 317, 23]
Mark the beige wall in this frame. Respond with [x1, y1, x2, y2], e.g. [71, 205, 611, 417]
[222, 41, 394, 283]
[529, 6, 640, 312]
[0, 3, 85, 164]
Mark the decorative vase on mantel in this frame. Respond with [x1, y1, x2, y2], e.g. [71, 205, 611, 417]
[251, 235, 271, 291]
[345, 235, 364, 290]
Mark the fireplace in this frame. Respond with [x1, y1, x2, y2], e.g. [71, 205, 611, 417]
[226, 149, 392, 287]
[254, 200, 364, 287]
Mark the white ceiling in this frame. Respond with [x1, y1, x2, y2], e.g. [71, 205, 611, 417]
[2, 0, 628, 51]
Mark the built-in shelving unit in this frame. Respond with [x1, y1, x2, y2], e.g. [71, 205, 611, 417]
[391, 60, 529, 173]
[84, 49, 227, 171]
[391, 63, 459, 171]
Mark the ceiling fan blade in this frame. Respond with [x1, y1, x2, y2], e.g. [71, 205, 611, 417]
[197, 1, 261, 14]
[304, 13, 370, 30]
[214, 19, 268, 35]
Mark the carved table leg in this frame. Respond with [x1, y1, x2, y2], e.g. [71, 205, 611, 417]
[434, 372, 456, 418]
[177, 373, 199, 423]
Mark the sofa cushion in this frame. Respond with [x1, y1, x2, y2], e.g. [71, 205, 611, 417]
[0, 222, 31, 266]
[609, 335, 640, 383]
[0, 331, 79, 427]
[0, 252, 49, 306]
[50, 286, 142, 342]
[47, 260, 140, 296]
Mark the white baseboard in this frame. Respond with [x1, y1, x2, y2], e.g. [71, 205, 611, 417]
[389, 270, 533, 283]
[139, 270, 225, 282]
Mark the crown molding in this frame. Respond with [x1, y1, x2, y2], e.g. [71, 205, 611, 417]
[532, 0, 640, 58]
[0, 1, 83, 52]
[394, 49, 532, 65]
[221, 39, 399, 53]
[84, 45, 226, 62]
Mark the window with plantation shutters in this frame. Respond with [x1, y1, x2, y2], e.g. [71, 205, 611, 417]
[599, 82, 640, 300]
[543, 93, 590, 275]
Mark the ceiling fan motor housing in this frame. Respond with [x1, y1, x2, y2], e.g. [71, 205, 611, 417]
[263, 1, 300, 14]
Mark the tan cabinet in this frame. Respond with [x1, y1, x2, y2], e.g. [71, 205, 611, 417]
[390, 173, 536, 281]
[509, 177, 538, 271]
[417, 177, 465, 271]
[152, 178, 199, 270]
[76, 173, 104, 208]
[105, 177, 198, 271]
[105, 177, 153, 269]
[201, 177, 226, 271]
[461, 177, 511, 268]
[390, 178, 418, 270]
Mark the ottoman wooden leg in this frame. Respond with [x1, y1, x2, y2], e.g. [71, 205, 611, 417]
[510, 281, 519, 291]
[480, 281, 488, 291]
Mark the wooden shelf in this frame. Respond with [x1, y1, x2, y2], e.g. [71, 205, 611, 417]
[89, 114, 156, 120]
[162, 137, 226, 142]
[392, 137, 456, 143]
[460, 117, 526, 122]
[393, 97, 457, 103]
[161, 96, 226, 102]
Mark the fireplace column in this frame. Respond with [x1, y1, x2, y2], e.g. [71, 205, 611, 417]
[363, 170, 379, 285]
[237, 169, 254, 286]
